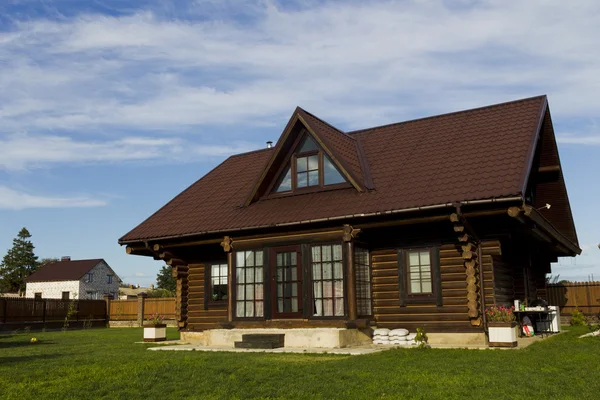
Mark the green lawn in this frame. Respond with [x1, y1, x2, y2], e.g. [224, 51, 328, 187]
[0, 326, 598, 399]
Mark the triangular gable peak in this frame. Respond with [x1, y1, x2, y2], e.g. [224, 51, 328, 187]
[244, 107, 368, 206]
[522, 101, 579, 248]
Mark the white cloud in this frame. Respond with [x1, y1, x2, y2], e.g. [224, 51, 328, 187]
[0, 133, 255, 171]
[0, 185, 107, 210]
[557, 135, 600, 145]
[135, 272, 146, 277]
[1, 0, 599, 138]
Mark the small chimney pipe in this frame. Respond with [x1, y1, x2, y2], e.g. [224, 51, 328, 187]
[266, 141, 273, 148]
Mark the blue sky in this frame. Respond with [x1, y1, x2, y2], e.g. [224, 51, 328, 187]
[1, 0, 599, 286]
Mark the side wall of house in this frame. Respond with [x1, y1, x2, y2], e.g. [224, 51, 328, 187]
[25, 280, 81, 299]
[371, 241, 499, 333]
[79, 261, 120, 300]
[186, 263, 228, 331]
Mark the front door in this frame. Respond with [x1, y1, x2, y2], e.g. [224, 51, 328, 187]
[271, 246, 303, 318]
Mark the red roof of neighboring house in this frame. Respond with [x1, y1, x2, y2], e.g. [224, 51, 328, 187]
[119, 95, 577, 247]
[26, 259, 104, 282]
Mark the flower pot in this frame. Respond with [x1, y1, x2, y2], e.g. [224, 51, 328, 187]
[488, 321, 518, 347]
[143, 324, 167, 342]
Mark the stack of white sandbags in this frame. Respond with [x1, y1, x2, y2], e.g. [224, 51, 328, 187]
[389, 329, 417, 346]
[372, 328, 391, 344]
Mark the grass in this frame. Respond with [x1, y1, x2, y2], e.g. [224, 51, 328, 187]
[0, 326, 599, 399]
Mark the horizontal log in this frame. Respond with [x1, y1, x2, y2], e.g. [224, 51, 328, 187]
[372, 283, 399, 292]
[453, 225, 465, 233]
[461, 243, 476, 252]
[442, 281, 468, 290]
[462, 250, 477, 259]
[371, 250, 397, 256]
[375, 314, 470, 322]
[441, 266, 467, 274]
[372, 291, 401, 300]
[372, 322, 481, 333]
[450, 213, 460, 223]
[374, 306, 467, 314]
[372, 276, 399, 285]
[442, 273, 468, 283]
[372, 269, 399, 278]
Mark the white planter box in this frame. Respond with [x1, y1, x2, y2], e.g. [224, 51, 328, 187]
[144, 324, 167, 342]
[488, 322, 518, 347]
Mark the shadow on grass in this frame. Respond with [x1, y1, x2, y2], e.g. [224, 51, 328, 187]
[0, 340, 56, 349]
[0, 352, 62, 365]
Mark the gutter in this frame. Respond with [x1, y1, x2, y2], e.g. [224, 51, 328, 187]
[119, 195, 524, 245]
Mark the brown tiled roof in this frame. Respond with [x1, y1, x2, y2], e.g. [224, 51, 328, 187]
[26, 259, 104, 282]
[120, 95, 560, 243]
[297, 108, 367, 189]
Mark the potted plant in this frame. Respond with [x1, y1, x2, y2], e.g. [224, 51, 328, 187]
[143, 314, 167, 342]
[486, 305, 517, 347]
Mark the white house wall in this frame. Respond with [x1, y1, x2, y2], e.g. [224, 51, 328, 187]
[25, 260, 120, 300]
[25, 280, 81, 299]
[79, 261, 120, 300]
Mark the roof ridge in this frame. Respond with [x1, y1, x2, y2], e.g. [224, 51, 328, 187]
[347, 95, 547, 135]
[228, 147, 273, 158]
[297, 107, 356, 141]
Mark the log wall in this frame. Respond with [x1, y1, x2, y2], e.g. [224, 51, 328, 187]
[186, 263, 227, 331]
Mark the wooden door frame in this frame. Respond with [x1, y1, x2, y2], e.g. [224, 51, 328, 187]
[270, 245, 303, 319]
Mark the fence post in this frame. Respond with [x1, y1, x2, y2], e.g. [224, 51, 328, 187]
[137, 292, 147, 327]
[42, 300, 47, 323]
[1, 298, 6, 323]
[104, 294, 113, 325]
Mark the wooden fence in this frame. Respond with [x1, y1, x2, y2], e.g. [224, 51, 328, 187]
[546, 282, 600, 316]
[0, 298, 106, 325]
[108, 297, 176, 322]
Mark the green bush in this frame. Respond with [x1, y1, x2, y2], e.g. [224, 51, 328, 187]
[570, 308, 586, 326]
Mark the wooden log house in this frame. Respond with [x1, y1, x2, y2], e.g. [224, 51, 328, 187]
[119, 95, 580, 346]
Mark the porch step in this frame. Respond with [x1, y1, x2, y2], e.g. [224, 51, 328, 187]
[234, 334, 285, 349]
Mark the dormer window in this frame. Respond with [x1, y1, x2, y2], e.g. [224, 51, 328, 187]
[274, 135, 346, 193]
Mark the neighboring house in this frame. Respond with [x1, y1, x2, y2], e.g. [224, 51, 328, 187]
[119, 95, 580, 346]
[26, 257, 120, 300]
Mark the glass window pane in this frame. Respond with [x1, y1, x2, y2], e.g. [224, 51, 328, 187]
[220, 264, 228, 277]
[323, 156, 346, 185]
[291, 284, 298, 297]
[298, 135, 319, 153]
[255, 251, 263, 266]
[312, 246, 321, 262]
[291, 298, 298, 312]
[277, 268, 284, 282]
[212, 265, 219, 277]
[422, 281, 432, 293]
[236, 252, 245, 267]
[308, 171, 319, 186]
[236, 268, 245, 284]
[274, 166, 292, 192]
[323, 246, 332, 261]
[409, 252, 419, 266]
[277, 299, 283, 313]
[297, 156, 308, 172]
[237, 285, 244, 299]
[411, 281, 422, 293]
[323, 263, 332, 279]
[334, 280, 344, 298]
[334, 262, 343, 279]
[255, 267, 263, 282]
[256, 301, 264, 317]
[246, 268, 254, 283]
[420, 251, 430, 266]
[308, 155, 319, 171]
[323, 299, 333, 316]
[245, 285, 254, 300]
[290, 252, 297, 266]
[277, 253, 283, 266]
[333, 245, 342, 261]
[236, 302, 245, 317]
[245, 302, 254, 317]
[297, 172, 308, 188]
[334, 298, 344, 316]
[323, 281, 333, 297]
[255, 284, 264, 300]
[291, 268, 297, 281]
[312, 264, 321, 279]
[277, 284, 283, 297]
[245, 251, 254, 267]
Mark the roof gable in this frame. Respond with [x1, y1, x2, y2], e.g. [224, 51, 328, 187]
[523, 105, 579, 246]
[243, 108, 367, 206]
[26, 259, 105, 282]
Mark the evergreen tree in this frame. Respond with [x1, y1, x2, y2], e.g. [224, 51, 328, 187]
[0, 228, 39, 293]
[156, 265, 176, 294]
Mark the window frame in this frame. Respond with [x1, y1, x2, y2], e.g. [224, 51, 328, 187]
[308, 242, 347, 320]
[205, 262, 229, 308]
[34, 292, 42, 300]
[397, 247, 442, 307]
[106, 275, 113, 284]
[61, 291, 70, 300]
[233, 250, 265, 320]
[267, 132, 350, 196]
[86, 273, 93, 283]
[354, 246, 373, 317]
[270, 245, 303, 319]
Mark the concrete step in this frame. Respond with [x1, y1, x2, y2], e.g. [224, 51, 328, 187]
[241, 334, 285, 347]
[234, 341, 281, 349]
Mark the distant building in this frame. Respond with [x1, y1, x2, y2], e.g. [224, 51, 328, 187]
[119, 284, 153, 299]
[25, 257, 120, 300]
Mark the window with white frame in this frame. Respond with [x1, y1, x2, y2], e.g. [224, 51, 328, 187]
[235, 250, 264, 318]
[407, 250, 432, 294]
